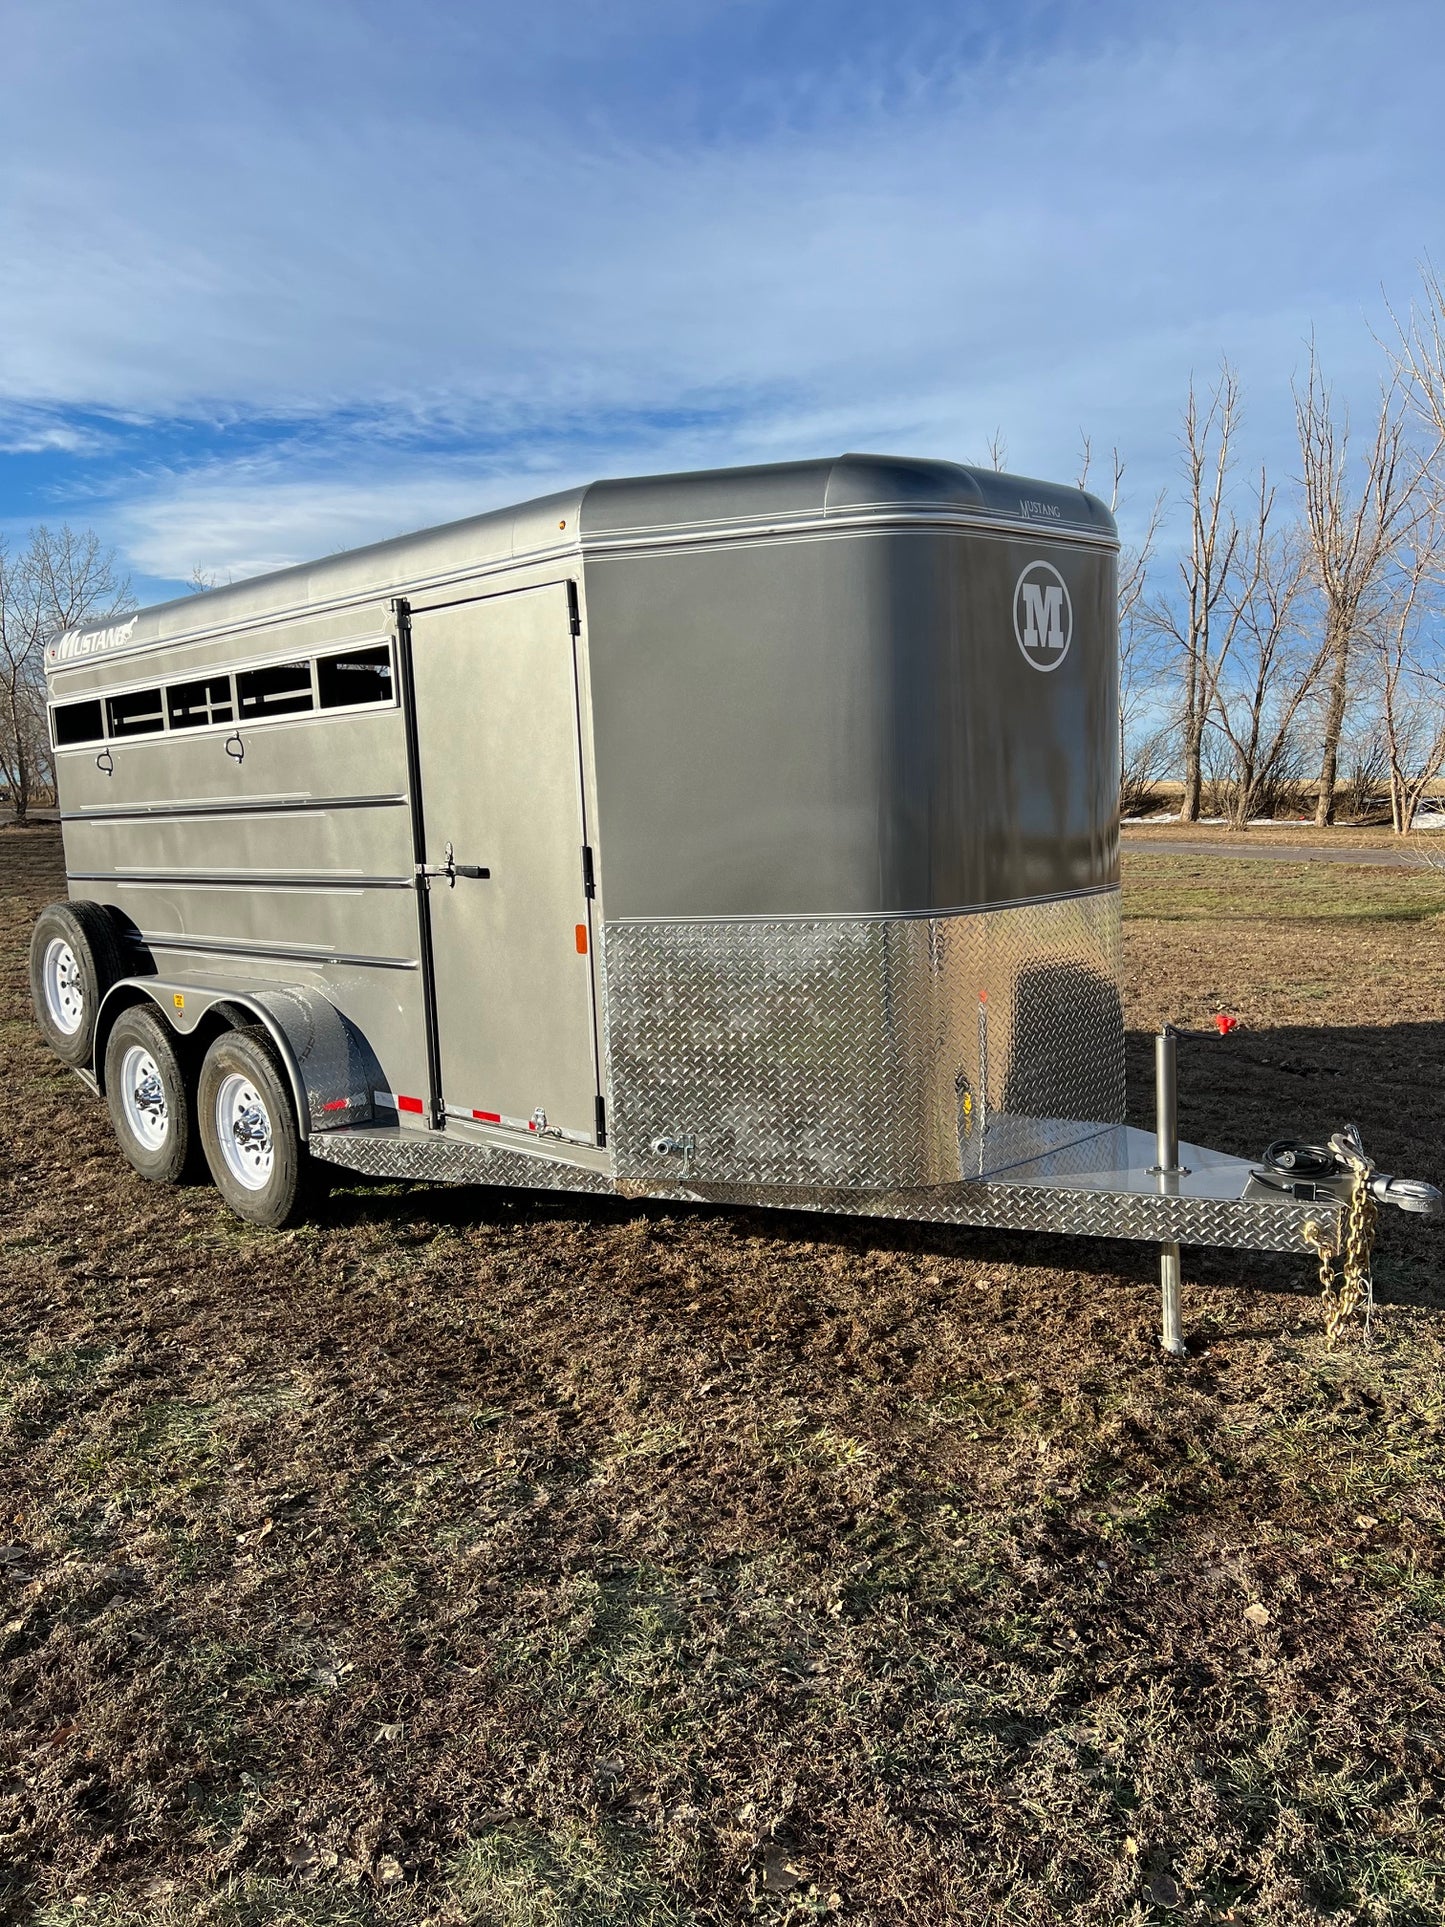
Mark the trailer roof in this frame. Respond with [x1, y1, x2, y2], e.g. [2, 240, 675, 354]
[46, 453, 1116, 674]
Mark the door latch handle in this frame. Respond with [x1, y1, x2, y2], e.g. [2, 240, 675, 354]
[417, 840, 491, 887]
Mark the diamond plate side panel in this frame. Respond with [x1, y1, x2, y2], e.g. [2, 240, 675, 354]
[603, 893, 1123, 1188]
[309, 1129, 613, 1192]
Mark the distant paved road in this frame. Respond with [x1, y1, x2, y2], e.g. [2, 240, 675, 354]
[1124, 836, 1439, 869]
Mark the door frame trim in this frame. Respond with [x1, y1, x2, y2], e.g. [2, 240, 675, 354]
[393, 595, 446, 1128]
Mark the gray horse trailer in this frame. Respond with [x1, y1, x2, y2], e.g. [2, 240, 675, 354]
[33, 454, 1438, 1350]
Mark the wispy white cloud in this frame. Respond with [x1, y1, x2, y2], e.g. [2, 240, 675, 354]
[105, 464, 533, 584]
[0, 407, 113, 457]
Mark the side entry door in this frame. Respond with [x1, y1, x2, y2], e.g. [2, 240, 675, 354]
[408, 582, 600, 1143]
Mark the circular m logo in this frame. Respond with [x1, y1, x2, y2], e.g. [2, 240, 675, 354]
[1013, 560, 1073, 671]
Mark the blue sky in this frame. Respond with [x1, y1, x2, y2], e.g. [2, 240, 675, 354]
[3, 0, 1442, 606]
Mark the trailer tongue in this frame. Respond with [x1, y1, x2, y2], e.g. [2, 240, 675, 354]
[304, 1024, 1441, 1356]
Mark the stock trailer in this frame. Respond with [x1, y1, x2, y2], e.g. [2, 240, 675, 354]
[31, 455, 1440, 1351]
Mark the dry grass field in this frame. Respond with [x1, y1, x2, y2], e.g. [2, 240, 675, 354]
[2, 828, 1444, 1927]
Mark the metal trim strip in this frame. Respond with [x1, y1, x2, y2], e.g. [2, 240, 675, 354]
[62, 792, 408, 822]
[67, 869, 413, 892]
[136, 933, 418, 970]
[580, 507, 1121, 559]
[606, 882, 1121, 927]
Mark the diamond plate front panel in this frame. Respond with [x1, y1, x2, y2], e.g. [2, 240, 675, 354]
[603, 892, 1123, 1188]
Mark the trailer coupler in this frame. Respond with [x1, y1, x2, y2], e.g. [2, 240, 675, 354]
[1250, 1131, 1442, 1216]
[1153, 1033, 1440, 1358]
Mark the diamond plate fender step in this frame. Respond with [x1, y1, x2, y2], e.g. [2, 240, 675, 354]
[308, 1127, 613, 1193]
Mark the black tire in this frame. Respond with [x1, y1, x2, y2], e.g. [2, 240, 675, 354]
[104, 1004, 195, 1185]
[30, 900, 126, 1069]
[197, 1025, 316, 1227]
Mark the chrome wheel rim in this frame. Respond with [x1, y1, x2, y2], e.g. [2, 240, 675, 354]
[216, 1071, 274, 1191]
[43, 938, 85, 1036]
[120, 1042, 169, 1151]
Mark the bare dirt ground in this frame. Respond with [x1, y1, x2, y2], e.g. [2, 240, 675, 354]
[2, 827, 1444, 1927]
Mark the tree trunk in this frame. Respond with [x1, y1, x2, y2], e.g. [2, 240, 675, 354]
[1314, 627, 1351, 826]
[4, 683, 26, 826]
[1180, 727, 1202, 821]
[12, 717, 29, 827]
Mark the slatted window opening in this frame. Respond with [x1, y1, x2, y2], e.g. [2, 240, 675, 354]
[316, 644, 394, 708]
[168, 673, 235, 730]
[52, 698, 105, 747]
[105, 688, 166, 738]
[236, 660, 316, 719]
[51, 639, 397, 750]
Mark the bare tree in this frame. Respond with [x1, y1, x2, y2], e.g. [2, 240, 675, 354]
[0, 526, 130, 823]
[1367, 500, 1445, 833]
[1294, 340, 1417, 824]
[1077, 437, 1169, 815]
[1338, 723, 1390, 821]
[1148, 364, 1246, 821]
[1386, 258, 1445, 445]
[1210, 473, 1322, 823]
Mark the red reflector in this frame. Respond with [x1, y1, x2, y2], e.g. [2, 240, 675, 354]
[575, 923, 588, 954]
[323, 1097, 348, 1112]
[398, 1094, 424, 1114]
[473, 1109, 501, 1124]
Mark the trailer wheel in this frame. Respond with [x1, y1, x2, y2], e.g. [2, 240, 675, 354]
[104, 1004, 195, 1184]
[30, 900, 126, 1068]
[197, 1025, 321, 1227]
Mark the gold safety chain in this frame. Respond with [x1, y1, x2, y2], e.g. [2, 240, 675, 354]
[1302, 1134, 1379, 1343]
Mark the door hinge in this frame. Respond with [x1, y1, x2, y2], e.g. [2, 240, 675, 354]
[566, 579, 582, 637]
[595, 1094, 607, 1147]
[582, 845, 595, 898]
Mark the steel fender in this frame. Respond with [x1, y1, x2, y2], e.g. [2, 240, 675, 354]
[94, 979, 381, 1140]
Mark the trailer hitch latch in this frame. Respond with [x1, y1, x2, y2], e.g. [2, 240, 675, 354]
[418, 841, 491, 888]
